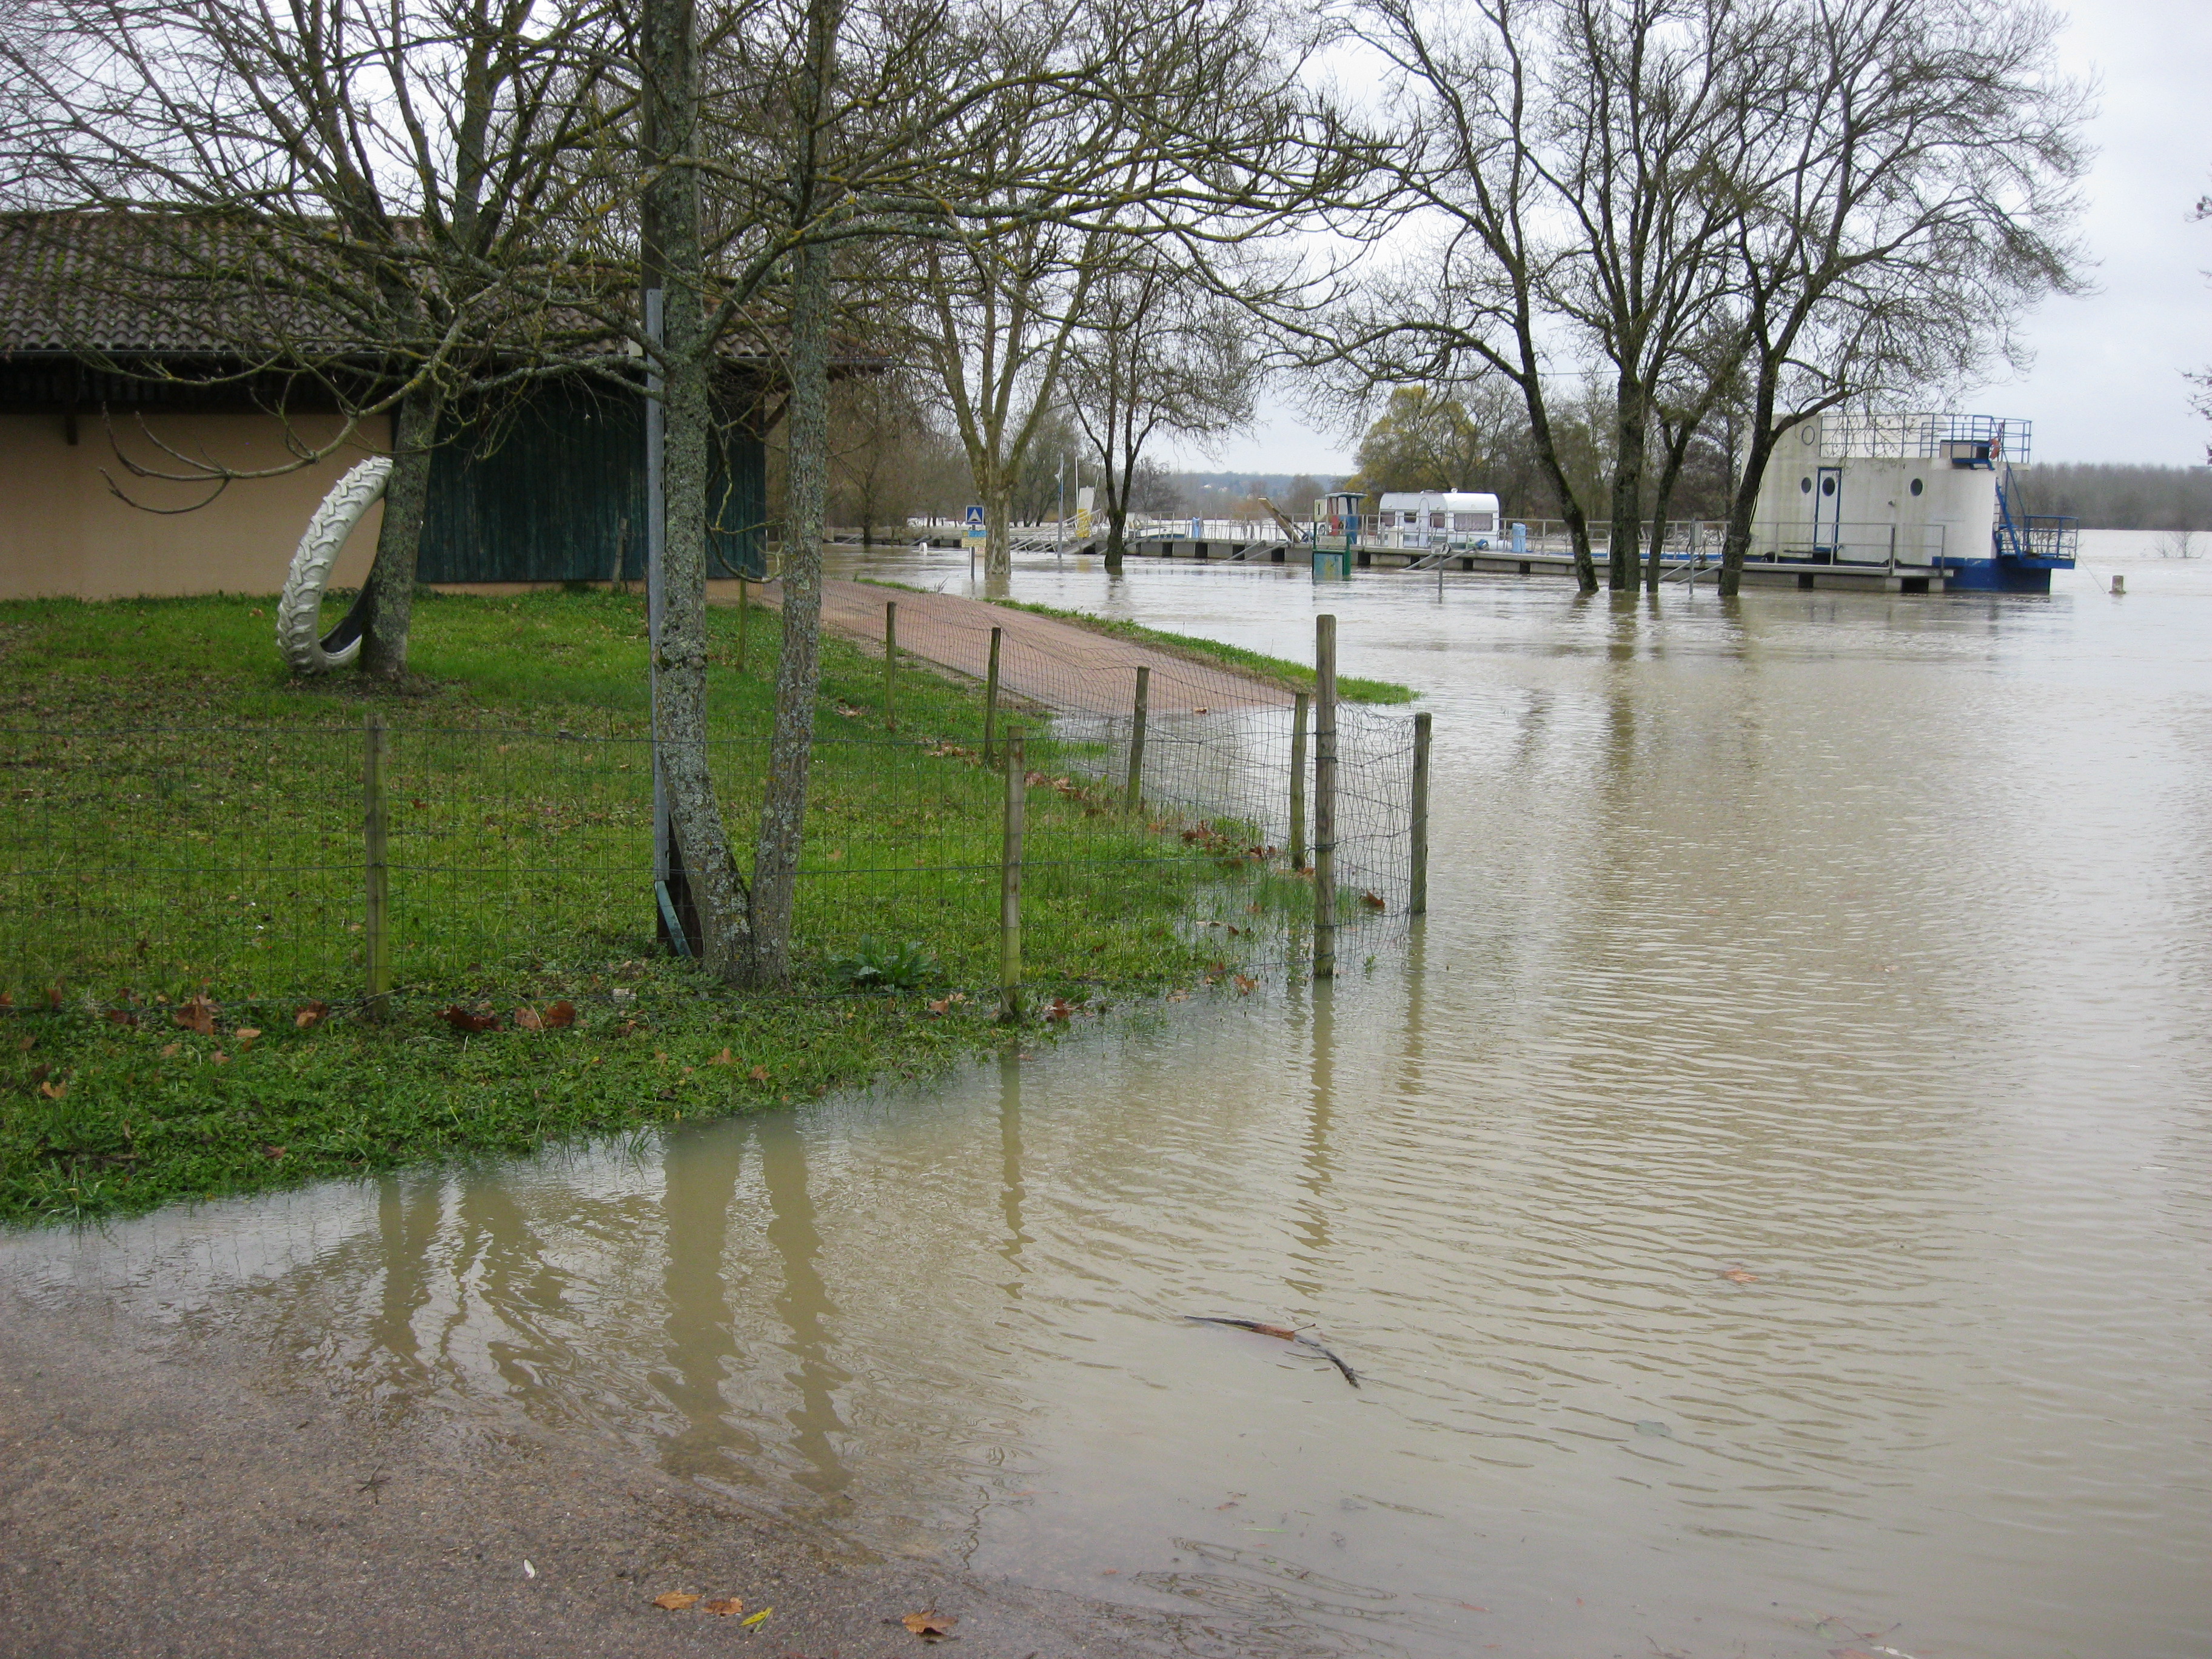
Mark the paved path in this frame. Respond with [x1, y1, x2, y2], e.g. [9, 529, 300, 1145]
[743, 580, 1293, 718]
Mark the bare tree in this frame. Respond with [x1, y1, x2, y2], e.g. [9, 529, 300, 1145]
[1711, 0, 2088, 595]
[1067, 249, 1261, 569]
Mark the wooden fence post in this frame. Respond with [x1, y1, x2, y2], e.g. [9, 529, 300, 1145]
[1125, 665, 1149, 811]
[1410, 711, 1431, 916]
[1290, 691, 1309, 870]
[883, 599, 897, 730]
[736, 574, 748, 674]
[984, 625, 1002, 764]
[1000, 736, 1025, 1021]
[1313, 615, 1337, 980]
[363, 712, 392, 1017]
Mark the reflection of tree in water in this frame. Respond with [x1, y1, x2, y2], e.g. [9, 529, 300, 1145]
[757, 1114, 853, 1500]
[370, 1173, 444, 1385]
[655, 1124, 761, 1480]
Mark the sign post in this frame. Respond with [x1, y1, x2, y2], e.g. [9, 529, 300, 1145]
[964, 503, 986, 580]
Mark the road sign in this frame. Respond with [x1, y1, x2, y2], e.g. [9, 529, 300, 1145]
[964, 504, 987, 542]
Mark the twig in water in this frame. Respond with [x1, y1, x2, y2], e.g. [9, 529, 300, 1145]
[1186, 1315, 1359, 1387]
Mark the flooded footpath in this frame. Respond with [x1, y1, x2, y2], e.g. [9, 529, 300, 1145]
[7, 540, 2210, 1658]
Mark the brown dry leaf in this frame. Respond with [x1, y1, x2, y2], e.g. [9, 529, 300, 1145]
[210, 1050, 229, 1065]
[542, 1000, 576, 1029]
[262, 1144, 286, 1160]
[651, 1591, 700, 1612]
[295, 1001, 330, 1030]
[1359, 890, 1387, 910]
[441, 1005, 501, 1034]
[38, 1079, 65, 1101]
[902, 1610, 957, 1637]
[0, 991, 11, 1008]
[514, 1006, 546, 1032]
[159, 1042, 179, 1057]
[925, 998, 949, 1016]
[612, 1019, 638, 1039]
[104, 1009, 140, 1028]
[234, 1027, 261, 1048]
[1232, 974, 1257, 994]
[700, 1597, 743, 1617]
[46, 983, 64, 1009]
[1721, 1269, 1758, 1284]
[708, 1047, 735, 1065]
[748, 1065, 769, 1082]
[1045, 997, 1073, 1022]
[172, 994, 217, 1036]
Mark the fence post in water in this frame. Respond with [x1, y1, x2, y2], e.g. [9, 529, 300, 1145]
[1125, 665, 1150, 811]
[736, 574, 748, 674]
[1410, 711, 1431, 916]
[1313, 615, 1338, 979]
[1000, 736, 1025, 1021]
[363, 712, 392, 1018]
[984, 625, 1002, 763]
[883, 600, 897, 729]
[1290, 691, 1309, 870]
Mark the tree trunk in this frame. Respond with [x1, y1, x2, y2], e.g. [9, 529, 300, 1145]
[358, 381, 443, 682]
[1645, 423, 1694, 591]
[748, 238, 833, 987]
[645, 0, 751, 979]
[1718, 371, 1783, 598]
[1105, 503, 1127, 572]
[1609, 375, 1647, 592]
[984, 487, 1013, 580]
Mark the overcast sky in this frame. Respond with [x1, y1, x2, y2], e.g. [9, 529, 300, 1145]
[1168, 0, 2212, 478]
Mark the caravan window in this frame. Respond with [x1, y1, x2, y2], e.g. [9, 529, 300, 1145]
[1430, 512, 1447, 529]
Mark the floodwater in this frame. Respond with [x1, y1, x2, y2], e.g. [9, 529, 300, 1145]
[8, 531, 2211, 1658]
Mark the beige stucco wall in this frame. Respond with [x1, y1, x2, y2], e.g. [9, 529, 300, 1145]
[0, 410, 387, 600]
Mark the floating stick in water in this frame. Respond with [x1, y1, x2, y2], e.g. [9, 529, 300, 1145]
[1186, 1315, 1359, 1387]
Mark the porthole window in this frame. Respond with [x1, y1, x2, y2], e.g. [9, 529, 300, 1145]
[1822, 475, 1837, 497]
[1909, 478, 1924, 497]
[1800, 477, 1813, 494]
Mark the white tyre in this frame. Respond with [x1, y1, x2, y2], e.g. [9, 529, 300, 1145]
[276, 457, 393, 673]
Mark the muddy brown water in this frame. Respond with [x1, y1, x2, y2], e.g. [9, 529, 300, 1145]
[8, 542, 2210, 1658]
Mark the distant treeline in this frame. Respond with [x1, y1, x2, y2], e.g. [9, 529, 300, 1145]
[2022, 464, 2212, 531]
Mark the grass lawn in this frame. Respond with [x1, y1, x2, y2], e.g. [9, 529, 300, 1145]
[0, 588, 1316, 1223]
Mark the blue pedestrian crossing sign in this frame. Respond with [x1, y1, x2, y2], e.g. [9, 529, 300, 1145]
[963, 504, 987, 542]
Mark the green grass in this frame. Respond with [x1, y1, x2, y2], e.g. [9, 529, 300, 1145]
[968, 594, 1417, 705]
[0, 588, 1329, 1224]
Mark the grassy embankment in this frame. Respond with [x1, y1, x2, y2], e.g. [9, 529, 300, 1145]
[968, 594, 1417, 705]
[0, 589, 1312, 1223]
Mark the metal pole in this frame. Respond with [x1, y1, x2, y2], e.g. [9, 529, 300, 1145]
[1000, 736, 1025, 1021]
[883, 599, 897, 730]
[1313, 615, 1338, 979]
[363, 712, 391, 1017]
[1290, 691, 1309, 870]
[1125, 665, 1149, 811]
[1410, 711, 1431, 916]
[984, 625, 1002, 765]
[645, 287, 669, 900]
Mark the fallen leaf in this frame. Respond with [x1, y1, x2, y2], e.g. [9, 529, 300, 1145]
[1232, 974, 1257, 994]
[295, 1001, 330, 1030]
[612, 1020, 638, 1039]
[700, 1597, 743, 1617]
[16, 1035, 32, 1050]
[521, 1559, 536, 1578]
[1359, 890, 1387, 910]
[172, 994, 216, 1036]
[708, 1047, 735, 1065]
[262, 1144, 286, 1160]
[1721, 1269, 1758, 1284]
[104, 1010, 139, 1028]
[46, 983, 63, 1009]
[514, 1006, 546, 1032]
[441, 1005, 501, 1033]
[740, 1607, 771, 1626]
[902, 1610, 957, 1637]
[38, 1079, 65, 1100]
[925, 998, 949, 1016]
[210, 1050, 229, 1064]
[159, 1042, 179, 1057]
[748, 1065, 769, 1082]
[234, 1027, 261, 1048]
[651, 1592, 701, 1611]
[543, 999, 576, 1028]
[1045, 997, 1073, 1022]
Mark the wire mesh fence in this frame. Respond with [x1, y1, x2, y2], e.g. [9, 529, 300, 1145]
[0, 613, 1418, 1013]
